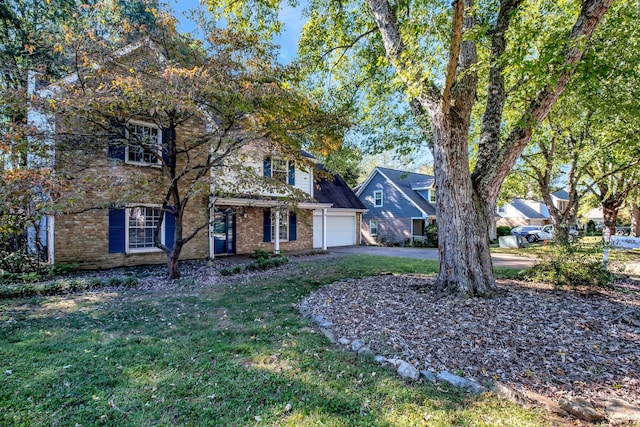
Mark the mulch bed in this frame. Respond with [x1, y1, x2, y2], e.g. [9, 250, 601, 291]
[301, 275, 640, 408]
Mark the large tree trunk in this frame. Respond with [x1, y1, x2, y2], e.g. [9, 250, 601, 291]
[433, 114, 496, 296]
[631, 203, 640, 237]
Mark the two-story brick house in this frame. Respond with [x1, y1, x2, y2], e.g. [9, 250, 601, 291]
[28, 38, 364, 269]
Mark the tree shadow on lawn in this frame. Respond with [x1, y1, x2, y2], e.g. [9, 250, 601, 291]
[0, 288, 554, 426]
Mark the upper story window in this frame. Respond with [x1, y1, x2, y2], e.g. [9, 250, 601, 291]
[373, 190, 383, 207]
[497, 204, 506, 214]
[264, 157, 295, 185]
[429, 189, 436, 203]
[126, 122, 161, 166]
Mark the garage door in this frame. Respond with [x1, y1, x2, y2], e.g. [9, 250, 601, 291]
[313, 213, 356, 248]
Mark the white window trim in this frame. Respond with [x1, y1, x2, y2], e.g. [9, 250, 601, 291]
[370, 220, 378, 236]
[373, 190, 383, 207]
[267, 157, 292, 184]
[125, 120, 162, 167]
[271, 210, 289, 242]
[429, 189, 436, 203]
[125, 205, 165, 253]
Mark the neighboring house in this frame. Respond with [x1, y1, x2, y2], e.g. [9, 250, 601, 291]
[26, 39, 362, 269]
[356, 167, 437, 245]
[496, 190, 571, 228]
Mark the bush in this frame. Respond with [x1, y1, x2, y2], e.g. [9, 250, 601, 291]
[497, 226, 512, 237]
[424, 224, 438, 247]
[48, 262, 80, 276]
[520, 241, 615, 289]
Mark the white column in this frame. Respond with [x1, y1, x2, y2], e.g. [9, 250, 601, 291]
[209, 200, 215, 259]
[322, 208, 327, 251]
[274, 210, 280, 254]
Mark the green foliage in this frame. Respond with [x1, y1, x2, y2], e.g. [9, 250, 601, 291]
[424, 223, 438, 247]
[520, 242, 615, 289]
[47, 262, 80, 276]
[0, 275, 138, 299]
[496, 226, 512, 237]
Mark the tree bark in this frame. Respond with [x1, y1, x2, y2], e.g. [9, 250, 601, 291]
[602, 199, 621, 238]
[631, 203, 640, 237]
[167, 247, 182, 280]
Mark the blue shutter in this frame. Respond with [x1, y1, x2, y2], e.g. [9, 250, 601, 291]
[108, 209, 126, 253]
[288, 161, 295, 185]
[263, 209, 272, 242]
[164, 208, 176, 249]
[289, 212, 297, 241]
[263, 157, 271, 177]
[107, 118, 125, 161]
[162, 128, 175, 169]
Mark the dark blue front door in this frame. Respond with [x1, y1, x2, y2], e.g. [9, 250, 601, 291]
[213, 209, 235, 255]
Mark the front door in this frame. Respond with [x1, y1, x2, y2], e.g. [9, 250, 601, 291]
[213, 209, 236, 255]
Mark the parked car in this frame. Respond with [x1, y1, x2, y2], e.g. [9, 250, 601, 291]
[615, 226, 631, 236]
[510, 225, 542, 237]
[525, 224, 579, 243]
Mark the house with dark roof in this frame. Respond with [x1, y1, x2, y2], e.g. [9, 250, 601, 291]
[313, 164, 367, 248]
[355, 167, 437, 245]
[496, 189, 571, 228]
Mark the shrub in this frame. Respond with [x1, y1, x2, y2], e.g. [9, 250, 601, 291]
[520, 241, 615, 289]
[497, 226, 512, 237]
[424, 224, 438, 247]
[48, 262, 80, 276]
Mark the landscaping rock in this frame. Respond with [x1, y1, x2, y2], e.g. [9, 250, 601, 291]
[605, 398, 640, 422]
[357, 346, 374, 358]
[491, 381, 527, 405]
[319, 328, 336, 344]
[420, 370, 437, 383]
[436, 371, 486, 394]
[350, 339, 365, 352]
[523, 390, 569, 417]
[558, 398, 604, 421]
[338, 337, 351, 345]
[298, 304, 310, 318]
[312, 315, 333, 329]
[374, 355, 386, 363]
[397, 361, 420, 380]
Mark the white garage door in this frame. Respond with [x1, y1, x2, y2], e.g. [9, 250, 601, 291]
[313, 213, 357, 248]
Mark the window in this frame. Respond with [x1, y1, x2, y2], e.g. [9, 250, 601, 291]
[373, 190, 383, 207]
[264, 157, 295, 185]
[127, 207, 163, 251]
[126, 122, 161, 165]
[497, 204, 506, 214]
[429, 189, 436, 203]
[370, 220, 378, 236]
[271, 211, 289, 242]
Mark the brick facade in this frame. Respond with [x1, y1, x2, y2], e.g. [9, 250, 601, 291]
[222, 206, 313, 255]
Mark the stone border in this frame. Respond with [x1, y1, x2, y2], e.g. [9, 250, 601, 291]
[300, 306, 640, 424]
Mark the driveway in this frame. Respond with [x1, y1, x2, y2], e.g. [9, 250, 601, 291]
[329, 245, 536, 269]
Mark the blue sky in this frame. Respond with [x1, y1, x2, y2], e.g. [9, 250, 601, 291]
[168, 0, 305, 64]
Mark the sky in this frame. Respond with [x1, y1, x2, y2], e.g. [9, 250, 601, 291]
[168, 0, 305, 64]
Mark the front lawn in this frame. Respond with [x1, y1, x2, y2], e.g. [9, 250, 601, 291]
[0, 255, 554, 426]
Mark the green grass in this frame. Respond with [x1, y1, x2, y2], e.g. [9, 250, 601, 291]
[0, 255, 554, 426]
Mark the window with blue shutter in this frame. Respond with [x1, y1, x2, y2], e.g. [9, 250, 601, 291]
[263, 157, 271, 177]
[288, 161, 295, 186]
[263, 210, 272, 242]
[108, 209, 126, 253]
[161, 128, 175, 170]
[164, 208, 176, 249]
[107, 118, 125, 161]
[288, 212, 297, 241]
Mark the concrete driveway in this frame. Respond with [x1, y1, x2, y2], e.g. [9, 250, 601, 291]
[329, 245, 536, 269]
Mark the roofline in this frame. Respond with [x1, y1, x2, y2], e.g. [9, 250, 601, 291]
[375, 169, 428, 217]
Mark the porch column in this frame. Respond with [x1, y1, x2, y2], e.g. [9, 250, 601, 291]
[322, 208, 327, 251]
[209, 201, 215, 259]
[274, 210, 280, 254]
